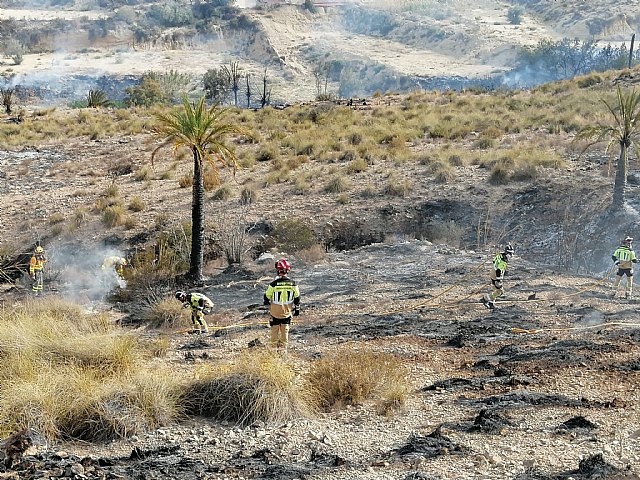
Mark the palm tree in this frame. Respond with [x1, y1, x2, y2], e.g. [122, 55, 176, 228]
[152, 96, 243, 282]
[577, 86, 640, 211]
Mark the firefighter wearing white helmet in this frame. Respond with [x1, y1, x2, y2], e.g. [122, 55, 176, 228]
[611, 236, 637, 299]
[102, 256, 128, 279]
[481, 243, 515, 310]
[175, 290, 214, 334]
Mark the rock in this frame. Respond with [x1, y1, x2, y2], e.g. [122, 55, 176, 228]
[256, 253, 275, 265]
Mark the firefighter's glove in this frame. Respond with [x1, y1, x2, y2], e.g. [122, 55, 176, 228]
[494, 280, 503, 289]
[615, 261, 620, 266]
[196, 306, 204, 311]
[182, 303, 190, 309]
[293, 307, 300, 317]
[203, 309, 211, 315]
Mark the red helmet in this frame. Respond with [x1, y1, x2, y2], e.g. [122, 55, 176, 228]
[275, 259, 291, 274]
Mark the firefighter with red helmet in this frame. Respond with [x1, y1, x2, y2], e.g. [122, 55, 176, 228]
[263, 259, 300, 353]
[611, 236, 637, 299]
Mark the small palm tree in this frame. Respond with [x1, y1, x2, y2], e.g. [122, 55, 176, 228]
[152, 96, 243, 281]
[577, 86, 640, 211]
[86, 89, 113, 108]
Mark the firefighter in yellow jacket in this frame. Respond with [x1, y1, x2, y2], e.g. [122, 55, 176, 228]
[263, 259, 300, 352]
[102, 256, 128, 279]
[29, 246, 47, 295]
[175, 291, 214, 334]
[481, 243, 515, 310]
[611, 236, 637, 299]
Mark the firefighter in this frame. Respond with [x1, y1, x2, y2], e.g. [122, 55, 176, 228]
[481, 243, 515, 310]
[263, 259, 300, 353]
[29, 246, 47, 295]
[175, 291, 214, 334]
[611, 236, 637, 299]
[102, 256, 128, 279]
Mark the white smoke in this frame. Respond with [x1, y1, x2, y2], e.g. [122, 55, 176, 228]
[44, 243, 129, 303]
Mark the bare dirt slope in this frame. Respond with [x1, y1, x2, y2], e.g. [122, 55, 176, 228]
[2, 0, 633, 102]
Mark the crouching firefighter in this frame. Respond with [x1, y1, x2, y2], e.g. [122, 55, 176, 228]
[611, 236, 637, 299]
[263, 259, 300, 353]
[481, 243, 515, 310]
[175, 291, 214, 334]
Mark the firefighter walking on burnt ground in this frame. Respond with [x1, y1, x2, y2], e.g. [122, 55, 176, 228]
[481, 243, 515, 310]
[611, 236, 637, 299]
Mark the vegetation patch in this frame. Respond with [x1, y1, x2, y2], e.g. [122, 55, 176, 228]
[307, 348, 409, 412]
[183, 351, 313, 426]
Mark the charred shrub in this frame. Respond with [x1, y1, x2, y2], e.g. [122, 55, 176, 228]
[323, 219, 384, 251]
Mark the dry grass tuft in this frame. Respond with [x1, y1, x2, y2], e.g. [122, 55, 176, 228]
[129, 196, 146, 212]
[143, 296, 190, 330]
[307, 348, 409, 412]
[183, 351, 313, 426]
[0, 299, 181, 441]
[102, 205, 126, 227]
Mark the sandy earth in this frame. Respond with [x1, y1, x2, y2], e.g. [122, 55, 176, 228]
[0, 0, 567, 103]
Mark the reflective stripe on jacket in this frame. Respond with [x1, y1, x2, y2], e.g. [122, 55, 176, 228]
[612, 246, 637, 269]
[264, 276, 300, 319]
[188, 293, 213, 310]
[29, 255, 46, 274]
[491, 253, 508, 280]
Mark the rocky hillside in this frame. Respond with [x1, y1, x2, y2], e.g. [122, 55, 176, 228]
[1, 0, 638, 103]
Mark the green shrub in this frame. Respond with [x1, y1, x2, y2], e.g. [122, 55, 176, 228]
[271, 218, 316, 251]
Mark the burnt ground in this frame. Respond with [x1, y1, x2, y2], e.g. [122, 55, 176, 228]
[1, 239, 640, 479]
[0, 96, 639, 479]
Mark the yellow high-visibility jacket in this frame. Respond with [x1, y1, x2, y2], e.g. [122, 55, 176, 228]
[612, 246, 637, 269]
[264, 275, 300, 319]
[29, 254, 46, 275]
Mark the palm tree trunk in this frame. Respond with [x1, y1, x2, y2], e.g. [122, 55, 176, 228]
[612, 141, 628, 211]
[188, 148, 205, 281]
